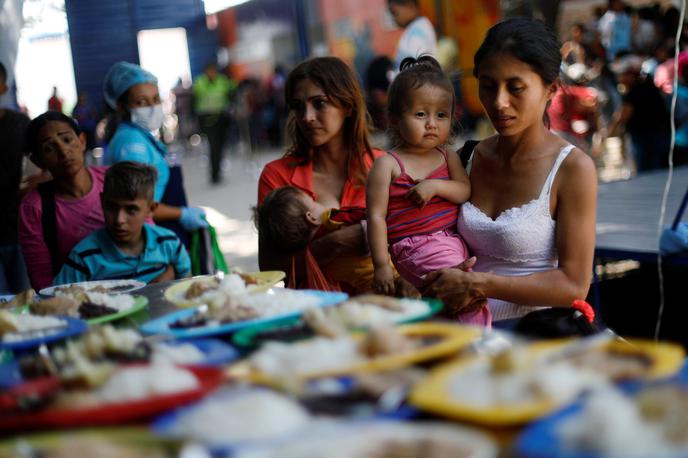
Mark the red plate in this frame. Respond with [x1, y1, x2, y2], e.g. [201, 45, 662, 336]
[0, 365, 224, 432]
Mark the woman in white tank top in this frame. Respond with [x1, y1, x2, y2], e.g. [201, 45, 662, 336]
[424, 18, 598, 327]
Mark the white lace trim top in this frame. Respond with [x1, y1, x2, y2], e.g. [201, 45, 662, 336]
[457, 144, 575, 321]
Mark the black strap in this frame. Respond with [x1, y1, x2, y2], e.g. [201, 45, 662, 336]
[38, 181, 60, 277]
[459, 140, 479, 168]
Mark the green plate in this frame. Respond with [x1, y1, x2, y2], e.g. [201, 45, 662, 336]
[85, 295, 149, 325]
[16, 296, 149, 325]
[232, 298, 443, 349]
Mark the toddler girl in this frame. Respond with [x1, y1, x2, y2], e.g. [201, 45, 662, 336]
[367, 56, 490, 326]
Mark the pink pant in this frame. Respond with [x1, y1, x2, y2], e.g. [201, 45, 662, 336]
[390, 229, 491, 327]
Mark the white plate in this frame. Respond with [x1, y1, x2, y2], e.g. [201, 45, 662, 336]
[40, 280, 146, 296]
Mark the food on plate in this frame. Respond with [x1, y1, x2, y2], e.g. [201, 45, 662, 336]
[28, 291, 137, 321]
[0, 289, 36, 310]
[240, 295, 433, 345]
[18, 325, 205, 385]
[96, 361, 199, 403]
[556, 384, 688, 457]
[29, 297, 80, 317]
[248, 326, 421, 379]
[447, 348, 608, 408]
[185, 279, 219, 299]
[163, 388, 312, 445]
[51, 280, 142, 296]
[358, 326, 420, 357]
[566, 348, 653, 382]
[170, 289, 321, 329]
[0, 311, 67, 342]
[234, 421, 497, 458]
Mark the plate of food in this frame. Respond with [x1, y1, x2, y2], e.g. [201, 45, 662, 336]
[515, 368, 688, 458]
[39, 279, 146, 297]
[232, 296, 443, 349]
[0, 311, 88, 352]
[0, 362, 224, 432]
[165, 271, 286, 307]
[0, 427, 182, 458]
[233, 420, 498, 458]
[140, 289, 348, 339]
[22, 293, 149, 325]
[2, 325, 239, 389]
[408, 336, 685, 427]
[227, 322, 481, 383]
[151, 387, 320, 452]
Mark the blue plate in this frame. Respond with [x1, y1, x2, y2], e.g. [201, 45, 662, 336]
[515, 364, 688, 458]
[140, 290, 348, 339]
[0, 316, 87, 352]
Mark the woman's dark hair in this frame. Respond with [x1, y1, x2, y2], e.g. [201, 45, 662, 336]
[103, 161, 157, 202]
[26, 111, 82, 157]
[253, 186, 312, 255]
[473, 18, 561, 127]
[284, 57, 374, 186]
[387, 55, 455, 145]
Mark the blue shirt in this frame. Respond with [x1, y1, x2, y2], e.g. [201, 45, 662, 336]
[54, 224, 191, 285]
[106, 122, 170, 201]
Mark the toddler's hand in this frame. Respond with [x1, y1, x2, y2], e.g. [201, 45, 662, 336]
[373, 264, 396, 296]
[405, 180, 436, 208]
[180, 206, 208, 231]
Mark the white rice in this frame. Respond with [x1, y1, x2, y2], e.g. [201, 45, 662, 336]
[557, 387, 688, 457]
[168, 389, 312, 445]
[85, 292, 136, 311]
[250, 337, 363, 378]
[2, 315, 67, 342]
[152, 343, 206, 365]
[448, 359, 607, 407]
[327, 298, 429, 327]
[97, 360, 199, 403]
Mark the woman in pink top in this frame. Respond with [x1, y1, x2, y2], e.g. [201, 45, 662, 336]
[19, 112, 106, 290]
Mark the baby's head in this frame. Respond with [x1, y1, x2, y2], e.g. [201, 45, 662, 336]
[101, 161, 157, 246]
[253, 186, 326, 255]
[26, 112, 86, 179]
[387, 55, 455, 149]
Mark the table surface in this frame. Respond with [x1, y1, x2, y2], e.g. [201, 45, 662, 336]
[596, 166, 687, 262]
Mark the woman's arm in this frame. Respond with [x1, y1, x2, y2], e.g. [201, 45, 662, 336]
[366, 156, 395, 294]
[406, 151, 471, 206]
[426, 149, 597, 309]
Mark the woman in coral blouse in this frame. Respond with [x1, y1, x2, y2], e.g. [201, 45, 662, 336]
[258, 57, 411, 294]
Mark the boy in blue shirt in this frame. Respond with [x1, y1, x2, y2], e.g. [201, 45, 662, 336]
[54, 161, 191, 285]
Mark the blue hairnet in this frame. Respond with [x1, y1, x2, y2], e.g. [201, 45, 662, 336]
[103, 61, 158, 109]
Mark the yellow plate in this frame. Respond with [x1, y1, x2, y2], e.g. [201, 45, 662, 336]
[164, 271, 286, 307]
[226, 322, 481, 383]
[0, 427, 181, 454]
[529, 338, 686, 381]
[409, 338, 685, 427]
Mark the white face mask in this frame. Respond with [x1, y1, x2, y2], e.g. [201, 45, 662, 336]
[130, 104, 164, 132]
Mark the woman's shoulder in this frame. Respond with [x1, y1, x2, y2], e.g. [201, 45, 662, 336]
[89, 166, 108, 180]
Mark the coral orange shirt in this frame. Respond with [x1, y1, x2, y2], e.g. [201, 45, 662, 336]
[257, 149, 384, 205]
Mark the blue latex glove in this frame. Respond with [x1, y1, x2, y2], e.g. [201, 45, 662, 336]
[660, 222, 688, 255]
[179, 206, 208, 231]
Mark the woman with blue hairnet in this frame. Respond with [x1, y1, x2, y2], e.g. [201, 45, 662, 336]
[103, 62, 207, 247]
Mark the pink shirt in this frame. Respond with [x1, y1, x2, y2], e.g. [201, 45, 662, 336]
[19, 167, 107, 290]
